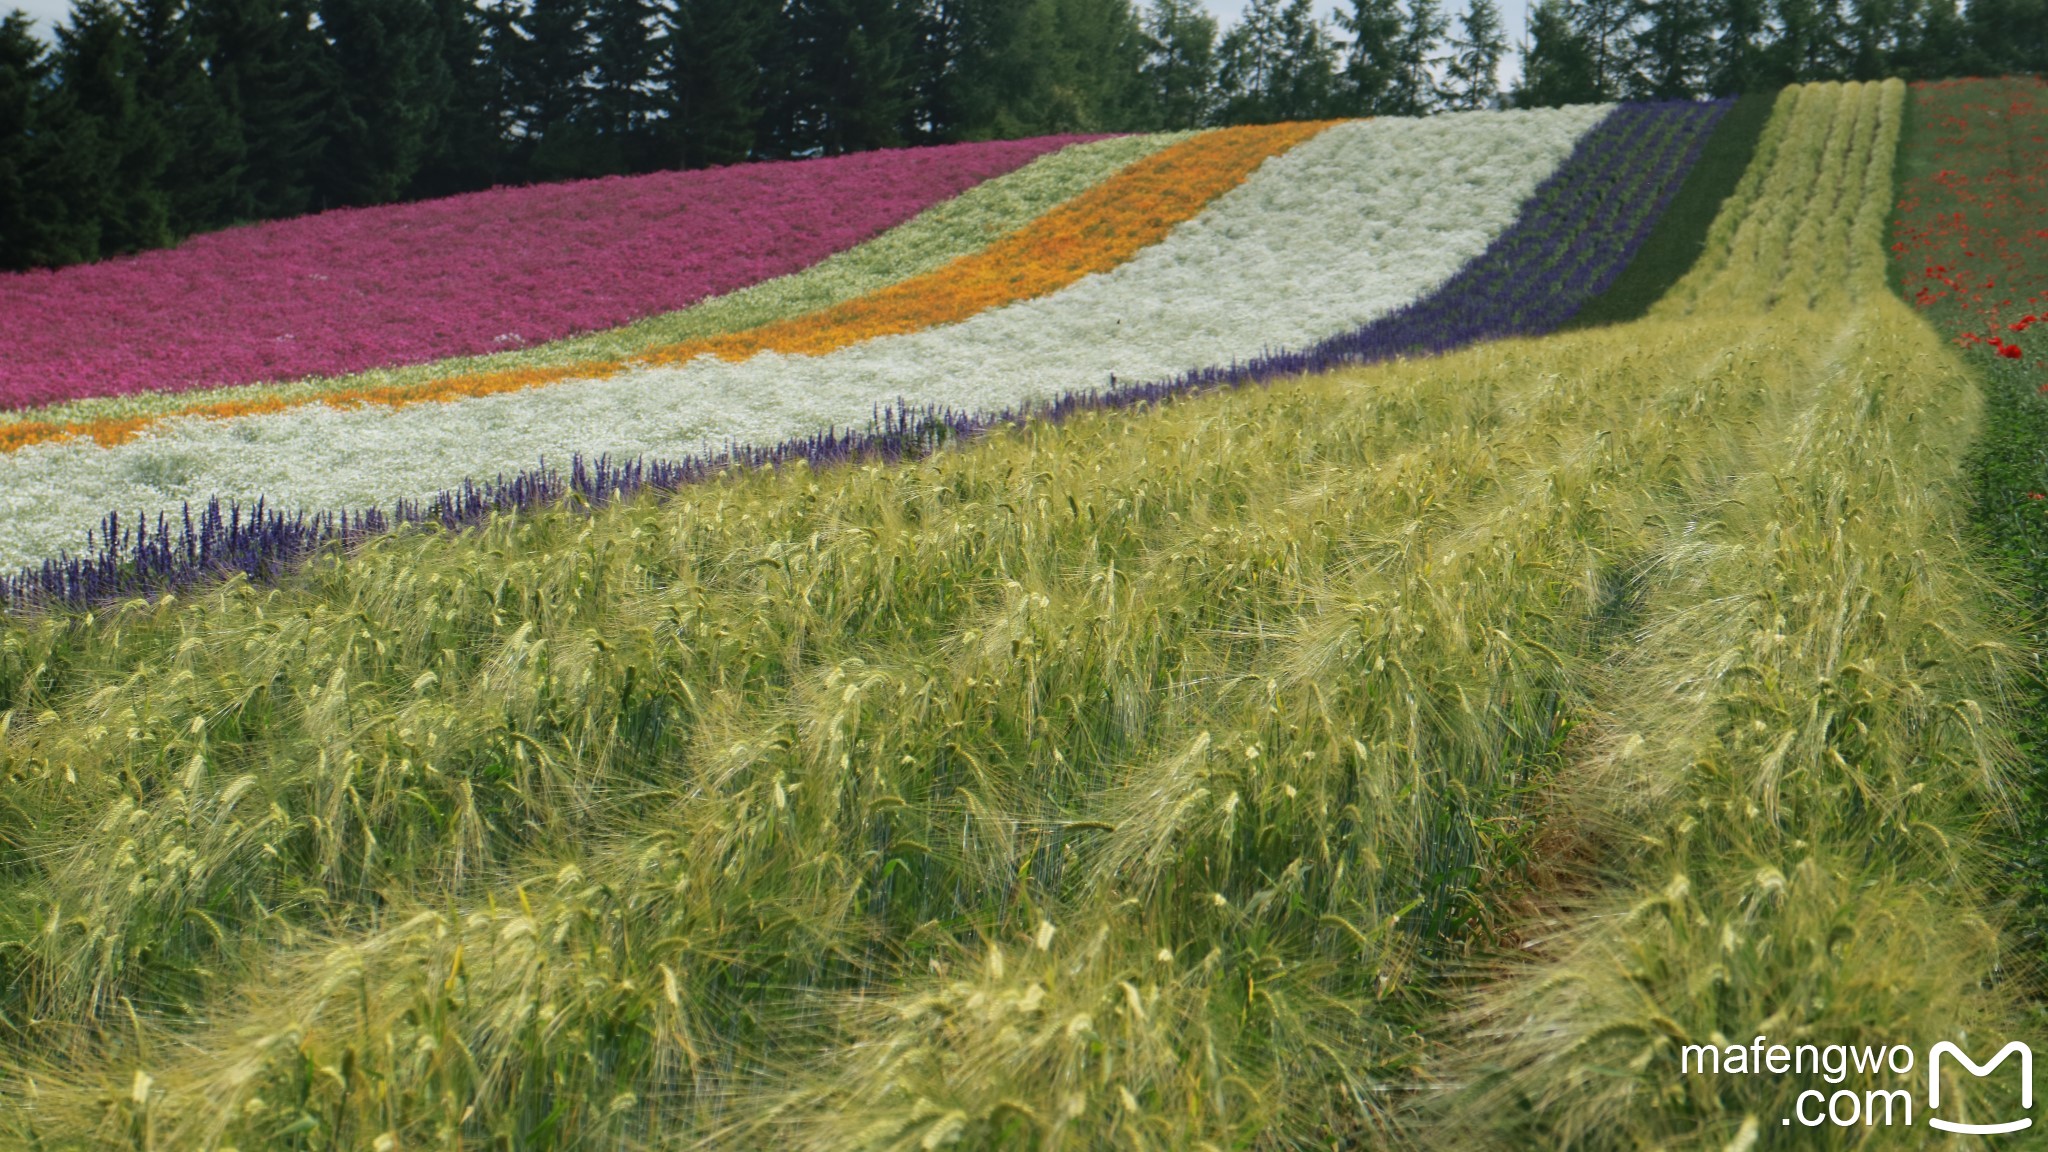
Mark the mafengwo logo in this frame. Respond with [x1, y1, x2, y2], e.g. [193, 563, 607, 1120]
[1928, 1041, 2032, 1134]
[1679, 1036, 2034, 1132]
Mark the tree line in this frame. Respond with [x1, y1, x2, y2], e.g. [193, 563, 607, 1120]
[0, 0, 2041, 271]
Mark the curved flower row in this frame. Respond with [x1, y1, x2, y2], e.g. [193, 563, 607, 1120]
[0, 125, 1298, 452]
[0, 107, 1628, 580]
[0, 135, 1096, 410]
[0, 133, 1182, 444]
[264, 121, 1328, 412]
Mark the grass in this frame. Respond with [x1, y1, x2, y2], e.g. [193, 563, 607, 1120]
[0, 80, 2031, 1150]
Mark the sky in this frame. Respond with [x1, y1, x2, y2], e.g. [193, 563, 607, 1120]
[11, 0, 67, 34]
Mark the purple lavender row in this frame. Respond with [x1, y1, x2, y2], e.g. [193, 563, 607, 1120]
[1, 101, 1732, 612]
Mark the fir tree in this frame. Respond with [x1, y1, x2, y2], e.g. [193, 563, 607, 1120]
[1630, 0, 1712, 96]
[1216, 0, 1337, 124]
[1574, 0, 1638, 95]
[1516, 0, 1601, 105]
[0, 11, 97, 267]
[410, 0, 499, 197]
[193, 0, 330, 219]
[584, 0, 658, 170]
[1037, 0, 1150, 132]
[497, 0, 595, 177]
[0, 11, 37, 263]
[1443, 0, 1504, 108]
[121, 0, 236, 231]
[776, 0, 918, 156]
[1770, 0, 1852, 80]
[664, 0, 774, 166]
[1706, 0, 1771, 93]
[1142, 0, 1217, 128]
[1966, 0, 2047, 73]
[916, 0, 1026, 139]
[54, 0, 173, 252]
[1389, 0, 1447, 114]
[1337, 0, 1404, 112]
[918, 0, 1146, 139]
[317, 0, 444, 203]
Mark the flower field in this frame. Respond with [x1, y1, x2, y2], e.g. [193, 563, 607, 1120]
[4, 81, 2048, 1150]
[0, 136, 1092, 409]
[0, 105, 1654, 579]
[0, 135, 1178, 442]
[1890, 77, 2048, 919]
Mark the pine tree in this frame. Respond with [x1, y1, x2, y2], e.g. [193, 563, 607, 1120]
[1515, 0, 1601, 105]
[775, 0, 917, 155]
[1337, 0, 1404, 113]
[1388, 0, 1447, 114]
[1705, 0, 1770, 93]
[193, 0, 330, 219]
[584, 0, 658, 170]
[54, 0, 173, 252]
[1630, 0, 1712, 96]
[1216, 0, 1337, 124]
[1443, 0, 1504, 109]
[410, 0, 499, 197]
[664, 0, 774, 166]
[1142, 0, 1217, 128]
[317, 0, 444, 203]
[121, 0, 237, 232]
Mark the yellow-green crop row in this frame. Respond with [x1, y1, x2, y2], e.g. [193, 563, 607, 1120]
[1457, 79, 2033, 1149]
[0, 80, 2025, 1150]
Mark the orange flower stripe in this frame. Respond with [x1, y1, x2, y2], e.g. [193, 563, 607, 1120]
[0, 122, 1333, 455]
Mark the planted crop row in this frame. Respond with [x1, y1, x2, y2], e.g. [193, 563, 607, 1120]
[0, 135, 1091, 410]
[1457, 80, 2038, 1149]
[0, 230, 1807, 1150]
[1220, 97, 1728, 374]
[0, 134, 1181, 439]
[0, 105, 1631, 593]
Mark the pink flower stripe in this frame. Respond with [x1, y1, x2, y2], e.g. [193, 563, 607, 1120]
[0, 136, 1093, 411]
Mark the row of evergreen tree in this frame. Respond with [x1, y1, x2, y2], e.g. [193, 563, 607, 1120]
[1, 0, 2042, 271]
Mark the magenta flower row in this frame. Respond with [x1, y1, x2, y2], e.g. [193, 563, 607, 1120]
[0, 136, 1091, 411]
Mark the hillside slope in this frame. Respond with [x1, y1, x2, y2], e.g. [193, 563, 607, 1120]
[0, 102, 1727, 597]
[0, 80, 2033, 1151]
